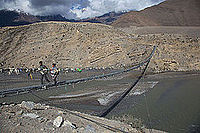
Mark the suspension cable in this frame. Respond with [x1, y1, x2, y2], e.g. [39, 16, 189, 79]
[99, 59, 151, 117]
[1, 46, 157, 132]
[0, 46, 156, 97]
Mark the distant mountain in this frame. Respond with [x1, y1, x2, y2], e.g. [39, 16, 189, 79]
[36, 14, 67, 21]
[112, 0, 200, 27]
[0, 9, 40, 27]
[0, 9, 126, 27]
[78, 11, 127, 25]
[0, 9, 69, 27]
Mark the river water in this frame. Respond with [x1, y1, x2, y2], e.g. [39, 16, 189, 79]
[106, 72, 200, 133]
[0, 71, 200, 132]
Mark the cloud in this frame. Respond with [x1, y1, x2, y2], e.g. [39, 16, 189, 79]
[71, 0, 165, 19]
[0, 0, 165, 19]
[0, 0, 35, 16]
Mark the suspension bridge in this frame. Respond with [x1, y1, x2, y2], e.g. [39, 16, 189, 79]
[1, 46, 157, 133]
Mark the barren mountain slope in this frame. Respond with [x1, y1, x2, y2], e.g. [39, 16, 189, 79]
[130, 34, 200, 72]
[0, 22, 152, 69]
[0, 22, 199, 72]
[112, 0, 200, 27]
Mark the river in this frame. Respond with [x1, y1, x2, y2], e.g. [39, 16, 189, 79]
[0, 71, 200, 132]
[106, 72, 200, 133]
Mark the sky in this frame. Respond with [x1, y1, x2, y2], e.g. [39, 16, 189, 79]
[0, 0, 165, 19]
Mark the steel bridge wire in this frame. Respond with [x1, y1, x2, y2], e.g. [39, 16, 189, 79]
[0, 46, 156, 98]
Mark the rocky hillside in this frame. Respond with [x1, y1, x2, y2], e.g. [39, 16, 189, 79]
[0, 22, 152, 69]
[112, 0, 200, 27]
[131, 34, 200, 72]
[0, 22, 199, 72]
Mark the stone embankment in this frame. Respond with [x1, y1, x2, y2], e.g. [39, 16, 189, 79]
[0, 101, 164, 133]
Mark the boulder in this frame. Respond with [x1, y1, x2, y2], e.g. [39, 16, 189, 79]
[21, 101, 35, 110]
[62, 120, 76, 129]
[53, 116, 63, 128]
[23, 113, 39, 119]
